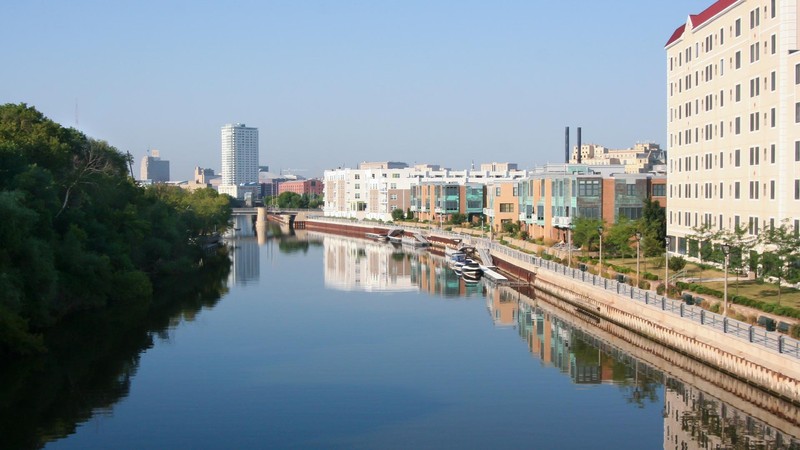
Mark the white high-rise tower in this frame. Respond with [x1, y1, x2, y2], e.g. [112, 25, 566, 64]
[219, 123, 259, 199]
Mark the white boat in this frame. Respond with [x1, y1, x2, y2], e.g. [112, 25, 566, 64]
[461, 259, 482, 276]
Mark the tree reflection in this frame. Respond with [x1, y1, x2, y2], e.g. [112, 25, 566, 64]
[0, 250, 231, 450]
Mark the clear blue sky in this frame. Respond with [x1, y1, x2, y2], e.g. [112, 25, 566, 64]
[2, 0, 705, 179]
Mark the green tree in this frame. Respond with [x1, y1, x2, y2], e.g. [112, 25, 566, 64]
[391, 208, 405, 221]
[759, 220, 800, 304]
[572, 217, 604, 250]
[605, 217, 637, 258]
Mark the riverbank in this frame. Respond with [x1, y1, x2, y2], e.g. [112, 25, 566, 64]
[306, 217, 800, 405]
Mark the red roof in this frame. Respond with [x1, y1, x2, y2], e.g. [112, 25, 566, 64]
[665, 0, 739, 47]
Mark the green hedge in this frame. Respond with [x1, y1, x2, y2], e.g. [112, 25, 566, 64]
[676, 282, 800, 319]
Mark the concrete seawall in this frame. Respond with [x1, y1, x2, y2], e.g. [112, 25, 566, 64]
[491, 251, 800, 405]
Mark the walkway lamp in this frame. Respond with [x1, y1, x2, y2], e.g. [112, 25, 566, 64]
[635, 231, 642, 287]
[722, 244, 731, 317]
[664, 237, 671, 297]
[597, 226, 604, 277]
[567, 226, 572, 269]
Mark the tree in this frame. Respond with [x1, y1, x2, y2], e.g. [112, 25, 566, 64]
[759, 220, 800, 304]
[572, 217, 604, 250]
[605, 217, 637, 258]
[391, 208, 405, 221]
[668, 255, 687, 272]
[406, 208, 414, 220]
[449, 212, 466, 225]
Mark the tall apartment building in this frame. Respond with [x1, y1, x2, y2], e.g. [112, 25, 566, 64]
[665, 0, 800, 255]
[139, 150, 170, 183]
[219, 123, 259, 199]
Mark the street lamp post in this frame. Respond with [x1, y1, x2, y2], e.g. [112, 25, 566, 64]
[567, 227, 572, 269]
[636, 231, 642, 287]
[722, 244, 730, 317]
[597, 226, 604, 277]
[664, 237, 671, 298]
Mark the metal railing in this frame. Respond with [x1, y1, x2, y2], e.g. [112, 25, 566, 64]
[481, 238, 800, 361]
[305, 217, 800, 360]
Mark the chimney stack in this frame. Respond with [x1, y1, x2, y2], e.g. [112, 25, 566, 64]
[565, 127, 570, 163]
[577, 127, 582, 164]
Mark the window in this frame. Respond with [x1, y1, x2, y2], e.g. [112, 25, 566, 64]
[577, 180, 600, 196]
[771, 144, 776, 163]
[735, 18, 741, 37]
[771, 34, 776, 54]
[495, 187, 501, 196]
[735, 51, 741, 69]
[354, 174, 360, 180]
[720, 28, 724, 45]
[513, 186, 518, 196]
[618, 207, 643, 220]
[750, 8, 760, 29]
[796, 102, 800, 123]
[796, 180, 800, 200]
[390, 194, 397, 200]
[750, 78, 760, 97]
[735, 84, 741, 101]
[735, 149, 741, 166]
[771, 108, 776, 127]
[796, 141, 800, 161]
[771, 71, 776, 91]
[652, 184, 666, 197]
[770, 180, 775, 199]
[499, 203, 514, 213]
[750, 43, 759, 63]
[772, 0, 776, 18]
[390, 183, 397, 189]
[749, 113, 759, 132]
[735, 182, 740, 199]
[720, 151, 724, 169]
[735, 117, 741, 134]
[392, 173, 400, 178]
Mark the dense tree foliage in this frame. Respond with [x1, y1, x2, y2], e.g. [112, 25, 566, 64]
[0, 104, 231, 356]
[269, 192, 322, 209]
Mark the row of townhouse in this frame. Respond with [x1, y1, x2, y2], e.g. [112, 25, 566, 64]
[324, 160, 667, 238]
[488, 165, 667, 240]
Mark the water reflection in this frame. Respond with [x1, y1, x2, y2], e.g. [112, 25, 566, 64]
[0, 251, 232, 450]
[510, 286, 800, 449]
[313, 232, 484, 298]
[4, 231, 799, 449]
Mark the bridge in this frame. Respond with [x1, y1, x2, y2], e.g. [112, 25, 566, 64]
[232, 207, 321, 216]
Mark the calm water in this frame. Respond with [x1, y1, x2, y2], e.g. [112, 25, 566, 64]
[5, 217, 798, 449]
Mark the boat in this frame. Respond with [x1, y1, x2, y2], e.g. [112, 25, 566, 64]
[365, 232, 388, 241]
[462, 271, 482, 283]
[449, 251, 467, 273]
[388, 235, 403, 244]
[461, 258, 482, 277]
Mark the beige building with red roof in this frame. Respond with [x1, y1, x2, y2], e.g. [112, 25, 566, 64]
[665, 0, 800, 255]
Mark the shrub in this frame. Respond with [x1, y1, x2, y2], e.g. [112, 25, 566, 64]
[643, 272, 659, 281]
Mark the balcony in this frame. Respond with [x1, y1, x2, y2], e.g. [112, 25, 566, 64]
[551, 216, 572, 228]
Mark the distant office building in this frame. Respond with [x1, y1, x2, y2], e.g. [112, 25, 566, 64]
[569, 142, 665, 174]
[182, 167, 221, 191]
[139, 150, 170, 183]
[278, 179, 324, 196]
[219, 123, 259, 199]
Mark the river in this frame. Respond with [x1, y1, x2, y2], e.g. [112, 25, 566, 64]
[3, 216, 798, 449]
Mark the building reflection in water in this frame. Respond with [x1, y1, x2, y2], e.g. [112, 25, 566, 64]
[511, 288, 800, 449]
[252, 230, 800, 448]
[313, 232, 484, 297]
[226, 215, 259, 286]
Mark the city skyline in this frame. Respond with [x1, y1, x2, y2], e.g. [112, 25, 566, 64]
[2, 0, 704, 179]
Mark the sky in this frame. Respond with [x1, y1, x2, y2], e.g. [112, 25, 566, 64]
[2, 0, 707, 180]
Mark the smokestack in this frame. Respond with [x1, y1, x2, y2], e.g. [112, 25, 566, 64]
[565, 127, 570, 163]
[577, 127, 582, 164]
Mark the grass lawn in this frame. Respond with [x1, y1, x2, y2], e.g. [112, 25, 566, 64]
[605, 256, 800, 309]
